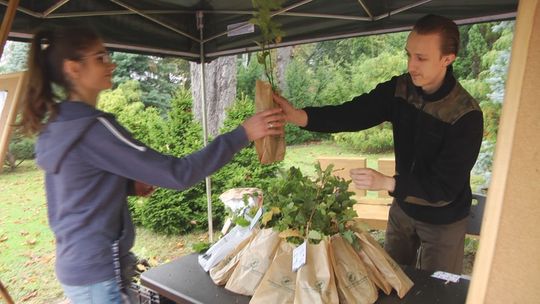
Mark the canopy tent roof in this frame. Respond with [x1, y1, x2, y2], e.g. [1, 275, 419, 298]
[1, 0, 518, 61]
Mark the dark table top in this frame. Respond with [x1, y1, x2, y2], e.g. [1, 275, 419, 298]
[141, 253, 469, 304]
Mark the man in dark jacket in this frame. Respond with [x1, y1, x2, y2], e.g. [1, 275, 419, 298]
[273, 14, 483, 274]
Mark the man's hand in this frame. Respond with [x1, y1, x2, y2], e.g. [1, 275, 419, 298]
[350, 168, 395, 192]
[272, 93, 308, 127]
[134, 181, 156, 197]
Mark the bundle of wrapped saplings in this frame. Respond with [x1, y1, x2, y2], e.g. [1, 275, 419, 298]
[199, 165, 413, 304]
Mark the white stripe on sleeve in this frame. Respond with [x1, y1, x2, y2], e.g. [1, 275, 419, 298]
[97, 117, 147, 152]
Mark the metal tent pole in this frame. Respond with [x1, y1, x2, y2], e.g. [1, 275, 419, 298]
[197, 11, 214, 243]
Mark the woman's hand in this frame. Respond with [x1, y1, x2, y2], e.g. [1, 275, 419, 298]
[135, 181, 156, 197]
[272, 93, 308, 127]
[349, 168, 395, 192]
[242, 108, 285, 141]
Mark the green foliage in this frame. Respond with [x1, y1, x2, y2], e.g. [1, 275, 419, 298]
[283, 56, 331, 144]
[333, 123, 394, 154]
[8, 134, 35, 160]
[0, 41, 28, 73]
[312, 32, 407, 67]
[98, 80, 168, 151]
[192, 241, 211, 253]
[350, 52, 407, 94]
[250, 0, 285, 90]
[460, 79, 490, 102]
[212, 95, 280, 192]
[5, 133, 35, 171]
[111, 52, 189, 111]
[261, 164, 358, 246]
[237, 54, 264, 99]
[115, 89, 279, 235]
[136, 89, 208, 235]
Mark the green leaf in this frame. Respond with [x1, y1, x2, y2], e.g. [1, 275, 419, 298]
[234, 217, 250, 227]
[341, 230, 355, 245]
[192, 241, 211, 253]
[307, 230, 322, 240]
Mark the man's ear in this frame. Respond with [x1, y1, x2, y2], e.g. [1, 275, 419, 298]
[63, 59, 80, 81]
[443, 54, 456, 67]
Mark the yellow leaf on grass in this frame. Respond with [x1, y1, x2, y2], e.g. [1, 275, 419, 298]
[0, 235, 7, 242]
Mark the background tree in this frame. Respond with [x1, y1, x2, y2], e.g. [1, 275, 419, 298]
[0, 41, 28, 73]
[190, 55, 237, 137]
[111, 52, 189, 111]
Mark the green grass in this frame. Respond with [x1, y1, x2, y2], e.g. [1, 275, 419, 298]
[282, 140, 394, 177]
[0, 161, 61, 303]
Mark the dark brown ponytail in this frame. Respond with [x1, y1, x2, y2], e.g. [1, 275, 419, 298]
[19, 26, 100, 135]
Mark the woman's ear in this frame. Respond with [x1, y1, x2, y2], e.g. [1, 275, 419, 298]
[63, 59, 80, 82]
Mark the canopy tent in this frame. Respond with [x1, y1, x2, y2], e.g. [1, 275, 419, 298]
[4, 1, 540, 303]
[0, 0, 519, 240]
[2, 0, 518, 61]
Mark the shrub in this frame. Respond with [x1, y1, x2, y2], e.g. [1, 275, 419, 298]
[333, 123, 394, 154]
[4, 134, 35, 171]
[138, 89, 207, 235]
[137, 92, 280, 235]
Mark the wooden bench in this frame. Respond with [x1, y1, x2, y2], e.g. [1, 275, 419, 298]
[318, 157, 487, 236]
[317, 156, 395, 230]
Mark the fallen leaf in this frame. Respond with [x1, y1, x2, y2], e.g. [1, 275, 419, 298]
[20, 290, 38, 302]
[26, 239, 37, 246]
[148, 257, 158, 267]
[20, 230, 29, 236]
[0, 235, 7, 242]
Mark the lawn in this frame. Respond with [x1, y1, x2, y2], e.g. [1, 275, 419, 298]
[0, 141, 478, 303]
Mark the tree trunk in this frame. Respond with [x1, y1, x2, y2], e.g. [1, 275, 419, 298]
[276, 46, 293, 94]
[190, 56, 237, 137]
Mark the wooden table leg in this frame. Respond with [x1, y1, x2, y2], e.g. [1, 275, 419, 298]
[0, 280, 15, 304]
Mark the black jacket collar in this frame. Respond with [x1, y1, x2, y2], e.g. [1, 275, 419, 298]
[414, 65, 456, 102]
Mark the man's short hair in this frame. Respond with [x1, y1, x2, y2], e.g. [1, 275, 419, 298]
[412, 14, 460, 56]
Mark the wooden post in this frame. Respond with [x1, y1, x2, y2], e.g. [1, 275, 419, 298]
[0, 0, 20, 59]
[467, 0, 540, 303]
[0, 279, 15, 304]
[0, 72, 27, 173]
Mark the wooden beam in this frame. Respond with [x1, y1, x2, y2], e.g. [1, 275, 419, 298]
[0, 72, 27, 174]
[467, 0, 540, 303]
[0, 0, 20, 59]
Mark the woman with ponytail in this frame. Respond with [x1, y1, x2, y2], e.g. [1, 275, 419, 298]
[20, 26, 284, 303]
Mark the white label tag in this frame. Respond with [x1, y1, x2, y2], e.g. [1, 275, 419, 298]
[227, 22, 255, 37]
[431, 271, 461, 283]
[292, 240, 307, 272]
[249, 208, 263, 230]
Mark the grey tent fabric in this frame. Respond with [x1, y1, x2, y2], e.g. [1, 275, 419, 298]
[2, 0, 517, 61]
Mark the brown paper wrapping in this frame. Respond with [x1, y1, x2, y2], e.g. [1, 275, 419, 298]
[209, 229, 255, 285]
[294, 240, 338, 304]
[329, 235, 378, 304]
[355, 231, 414, 298]
[251, 240, 297, 304]
[225, 228, 281, 295]
[254, 80, 286, 164]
